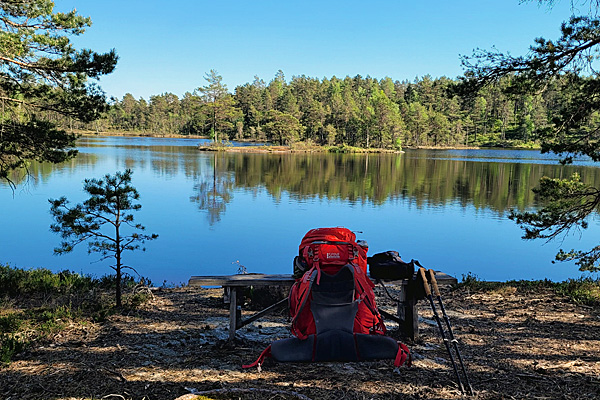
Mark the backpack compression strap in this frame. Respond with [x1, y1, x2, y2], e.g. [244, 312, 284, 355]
[305, 246, 322, 285]
[394, 342, 412, 368]
[242, 344, 272, 370]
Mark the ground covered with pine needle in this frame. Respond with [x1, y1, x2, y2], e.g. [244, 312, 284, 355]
[1, 282, 599, 400]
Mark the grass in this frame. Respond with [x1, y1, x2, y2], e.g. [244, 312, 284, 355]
[198, 141, 234, 151]
[196, 140, 404, 153]
[0, 334, 27, 365]
[0, 264, 152, 365]
[456, 272, 600, 306]
[327, 144, 401, 153]
[554, 278, 600, 306]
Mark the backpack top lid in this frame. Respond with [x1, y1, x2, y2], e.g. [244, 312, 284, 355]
[299, 227, 357, 252]
[298, 227, 368, 275]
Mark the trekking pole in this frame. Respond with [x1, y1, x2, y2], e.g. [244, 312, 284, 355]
[418, 267, 465, 394]
[428, 269, 474, 396]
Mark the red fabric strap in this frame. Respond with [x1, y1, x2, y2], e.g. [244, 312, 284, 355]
[313, 260, 321, 285]
[242, 345, 272, 369]
[394, 342, 412, 368]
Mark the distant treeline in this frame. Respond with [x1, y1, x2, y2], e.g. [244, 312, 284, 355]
[55, 70, 587, 148]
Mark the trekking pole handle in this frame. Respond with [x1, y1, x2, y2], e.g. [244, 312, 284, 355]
[428, 269, 441, 297]
[419, 268, 431, 297]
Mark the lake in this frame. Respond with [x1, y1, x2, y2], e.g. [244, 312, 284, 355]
[1, 135, 599, 285]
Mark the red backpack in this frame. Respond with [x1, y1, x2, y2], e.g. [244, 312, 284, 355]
[243, 227, 410, 369]
[289, 227, 386, 339]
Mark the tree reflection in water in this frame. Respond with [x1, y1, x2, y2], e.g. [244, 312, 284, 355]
[190, 153, 234, 225]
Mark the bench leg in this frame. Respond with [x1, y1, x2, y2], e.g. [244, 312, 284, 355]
[398, 281, 419, 341]
[229, 287, 238, 341]
[402, 297, 418, 341]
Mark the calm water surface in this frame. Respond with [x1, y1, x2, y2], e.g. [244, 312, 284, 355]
[1, 136, 599, 284]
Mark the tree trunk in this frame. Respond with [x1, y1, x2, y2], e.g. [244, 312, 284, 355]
[116, 263, 122, 308]
[213, 101, 218, 143]
[115, 215, 122, 308]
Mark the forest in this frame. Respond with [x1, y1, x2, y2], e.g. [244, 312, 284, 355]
[48, 69, 593, 149]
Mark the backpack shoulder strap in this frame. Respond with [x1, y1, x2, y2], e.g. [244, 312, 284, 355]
[290, 268, 318, 340]
[352, 263, 387, 334]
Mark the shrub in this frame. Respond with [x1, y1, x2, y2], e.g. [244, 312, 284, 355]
[0, 264, 96, 297]
[0, 314, 22, 334]
[0, 264, 153, 364]
[0, 334, 27, 365]
[456, 273, 600, 306]
[555, 278, 600, 306]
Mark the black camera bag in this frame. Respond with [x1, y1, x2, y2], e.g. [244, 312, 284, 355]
[367, 251, 415, 280]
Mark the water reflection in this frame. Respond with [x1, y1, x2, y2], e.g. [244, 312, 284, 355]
[190, 154, 234, 224]
[5, 152, 100, 187]
[219, 152, 600, 214]
[2, 136, 600, 283]
[4, 139, 600, 219]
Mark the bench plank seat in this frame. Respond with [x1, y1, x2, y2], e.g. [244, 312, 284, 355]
[188, 271, 456, 287]
[188, 271, 457, 342]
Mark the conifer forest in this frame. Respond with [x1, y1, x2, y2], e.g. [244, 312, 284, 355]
[58, 70, 585, 149]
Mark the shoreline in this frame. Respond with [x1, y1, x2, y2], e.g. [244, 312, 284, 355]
[76, 130, 539, 152]
[76, 130, 209, 140]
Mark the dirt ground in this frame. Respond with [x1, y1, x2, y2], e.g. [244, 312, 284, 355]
[1, 283, 599, 400]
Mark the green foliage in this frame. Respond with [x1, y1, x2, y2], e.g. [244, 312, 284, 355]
[394, 137, 402, 151]
[96, 273, 152, 291]
[288, 140, 322, 152]
[0, 264, 152, 364]
[49, 170, 158, 307]
[1, 334, 27, 365]
[456, 273, 504, 292]
[0, 314, 22, 334]
[554, 277, 600, 306]
[262, 110, 303, 145]
[327, 145, 370, 153]
[456, 273, 600, 306]
[463, 2, 600, 272]
[201, 141, 234, 151]
[0, 0, 117, 186]
[195, 70, 242, 143]
[510, 173, 600, 271]
[35, 306, 71, 335]
[0, 264, 96, 297]
[458, 273, 555, 292]
[70, 71, 566, 151]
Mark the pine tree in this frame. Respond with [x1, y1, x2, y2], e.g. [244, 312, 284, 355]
[50, 170, 157, 307]
[0, 1, 117, 186]
[196, 70, 230, 142]
[463, 0, 600, 271]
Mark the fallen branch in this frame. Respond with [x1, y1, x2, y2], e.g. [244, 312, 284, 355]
[101, 367, 127, 382]
[184, 387, 313, 400]
[515, 373, 547, 380]
[101, 395, 126, 400]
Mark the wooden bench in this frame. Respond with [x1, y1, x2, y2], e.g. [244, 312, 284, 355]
[188, 272, 457, 342]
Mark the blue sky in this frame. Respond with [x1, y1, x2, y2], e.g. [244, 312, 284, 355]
[61, 1, 574, 100]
